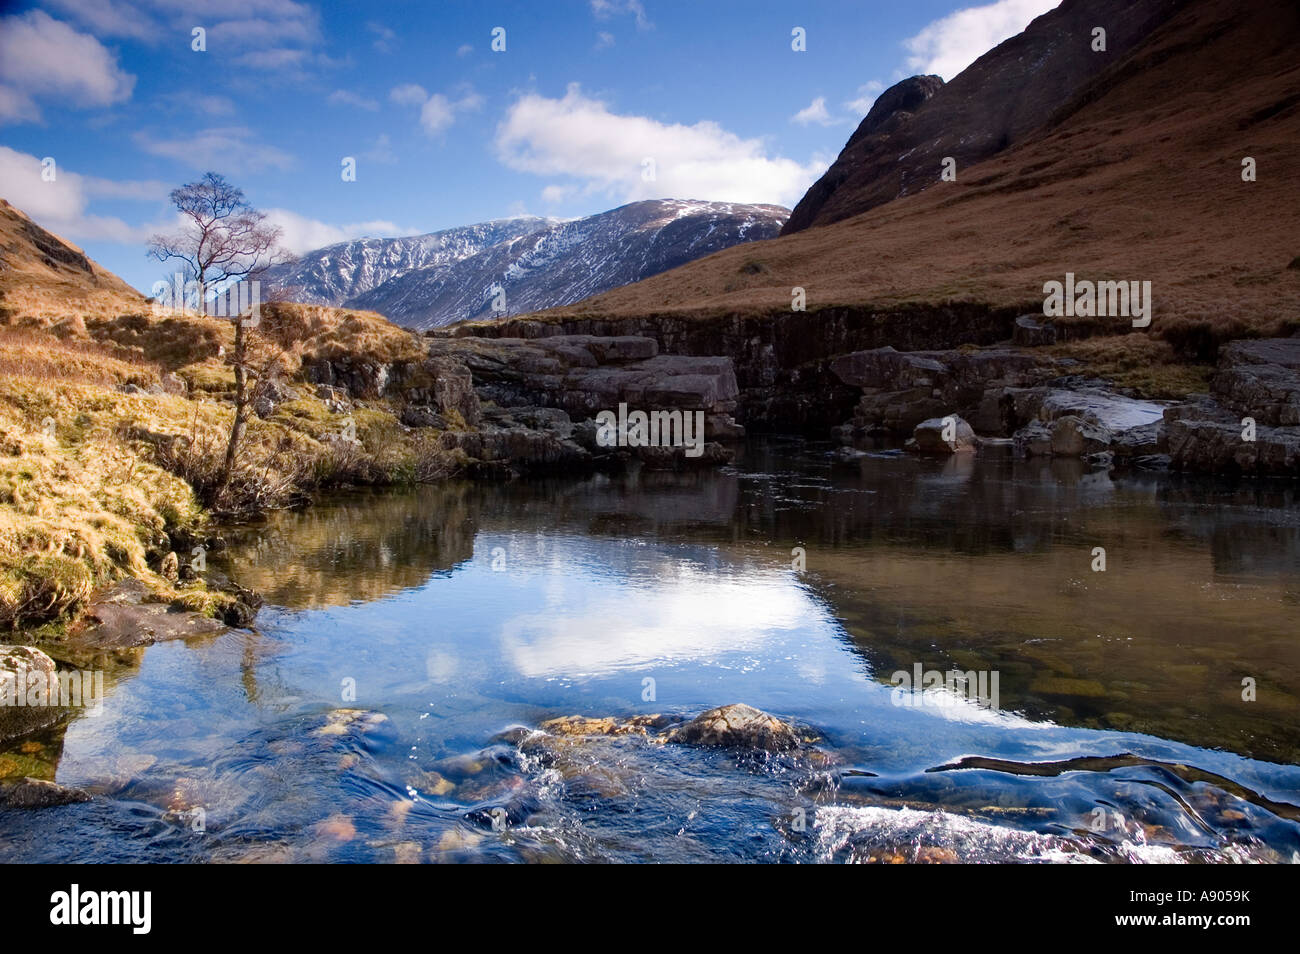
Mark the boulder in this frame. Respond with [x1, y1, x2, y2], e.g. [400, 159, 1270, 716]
[0, 646, 62, 741]
[1012, 314, 1057, 347]
[253, 376, 295, 418]
[909, 415, 977, 454]
[663, 703, 802, 753]
[1049, 415, 1112, 457]
[426, 356, 482, 427]
[1013, 421, 1054, 457]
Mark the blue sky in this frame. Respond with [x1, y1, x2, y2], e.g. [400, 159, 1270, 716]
[0, 0, 1057, 293]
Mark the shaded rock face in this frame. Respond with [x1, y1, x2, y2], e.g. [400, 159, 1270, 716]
[445, 302, 1025, 432]
[831, 345, 1053, 437]
[1212, 339, 1300, 426]
[1163, 339, 1300, 475]
[1164, 400, 1300, 476]
[0, 646, 61, 742]
[425, 334, 741, 473]
[782, 0, 1181, 233]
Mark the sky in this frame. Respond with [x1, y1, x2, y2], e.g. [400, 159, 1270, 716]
[0, 0, 1058, 293]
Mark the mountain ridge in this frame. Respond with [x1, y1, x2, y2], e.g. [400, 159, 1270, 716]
[266, 199, 788, 330]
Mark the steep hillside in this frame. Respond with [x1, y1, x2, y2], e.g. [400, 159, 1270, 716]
[784, 0, 1183, 233]
[0, 199, 144, 326]
[541, 0, 1300, 352]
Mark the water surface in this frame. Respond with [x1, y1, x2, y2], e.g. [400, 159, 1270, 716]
[3, 440, 1299, 863]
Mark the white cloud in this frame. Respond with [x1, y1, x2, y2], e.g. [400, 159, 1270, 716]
[595, 31, 615, 50]
[456, 43, 473, 56]
[0, 145, 168, 243]
[389, 83, 428, 106]
[367, 21, 396, 53]
[904, 0, 1059, 81]
[791, 96, 836, 127]
[845, 81, 884, 116]
[362, 133, 396, 164]
[590, 0, 651, 31]
[45, 0, 156, 41]
[496, 84, 824, 206]
[133, 126, 294, 174]
[0, 10, 135, 124]
[328, 89, 379, 110]
[262, 208, 409, 254]
[420, 95, 455, 135]
[391, 84, 482, 137]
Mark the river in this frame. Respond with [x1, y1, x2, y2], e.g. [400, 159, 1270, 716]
[3, 439, 1298, 862]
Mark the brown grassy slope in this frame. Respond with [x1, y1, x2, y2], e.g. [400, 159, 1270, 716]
[543, 0, 1300, 352]
[0, 199, 145, 326]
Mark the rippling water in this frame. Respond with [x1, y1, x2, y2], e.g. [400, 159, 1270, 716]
[3, 439, 1299, 862]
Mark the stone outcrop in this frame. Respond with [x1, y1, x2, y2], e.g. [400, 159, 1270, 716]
[1161, 340, 1300, 475]
[1012, 314, 1057, 347]
[424, 334, 742, 473]
[831, 345, 1052, 438]
[0, 645, 62, 741]
[64, 578, 232, 651]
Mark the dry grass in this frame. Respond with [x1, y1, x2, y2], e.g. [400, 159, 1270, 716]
[0, 327, 161, 388]
[0, 323, 462, 630]
[0, 197, 467, 631]
[0, 380, 206, 628]
[1049, 334, 1215, 398]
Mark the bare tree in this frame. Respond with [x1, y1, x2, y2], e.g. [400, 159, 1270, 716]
[148, 173, 287, 502]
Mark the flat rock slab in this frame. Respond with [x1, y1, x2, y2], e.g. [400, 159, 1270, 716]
[1039, 388, 1165, 432]
[67, 580, 225, 651]
[1220, 338, 1300, 370]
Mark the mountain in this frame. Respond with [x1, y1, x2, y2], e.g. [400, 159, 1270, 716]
[782, 0, 1183, 234]
[538, 0, 1299, 348]
[262, 216, 559, 307]
[267, 199, 788, 330]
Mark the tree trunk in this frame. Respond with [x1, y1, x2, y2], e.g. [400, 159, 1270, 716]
[218, 318, 248, 505]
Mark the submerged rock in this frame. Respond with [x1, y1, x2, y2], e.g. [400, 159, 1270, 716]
[0, 777, 91, 809]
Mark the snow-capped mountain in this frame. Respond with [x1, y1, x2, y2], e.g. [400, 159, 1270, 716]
[261, 216, 560, 307]
[265, 200, 788, 329]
